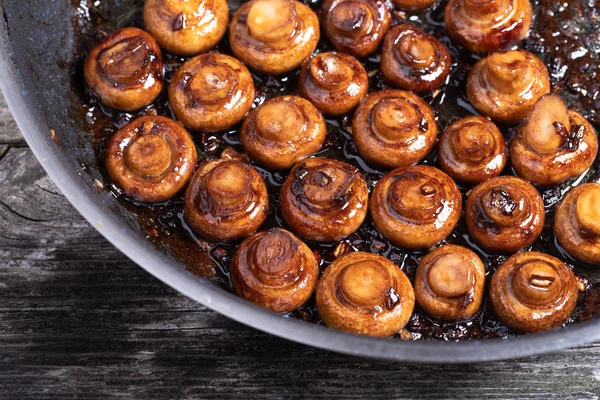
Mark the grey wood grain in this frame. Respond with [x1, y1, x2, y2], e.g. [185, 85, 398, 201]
[1, 96, 600, 399]
[0, 95, 25, 146]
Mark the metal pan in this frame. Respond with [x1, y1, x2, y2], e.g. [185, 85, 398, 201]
[1, 0, 599, 363]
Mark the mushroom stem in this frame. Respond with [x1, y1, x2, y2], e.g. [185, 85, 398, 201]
[125, 135, 171, 177]
[575, 187, 600, 236]
[427, 254, 472, 299]
[485, 51, 531, 93]
[330, 1, 373, 38]
[247, 0, 297, 45]
[523, 94, 571, 154]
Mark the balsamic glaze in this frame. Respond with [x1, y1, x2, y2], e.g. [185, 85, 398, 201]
[72, 0, 600, 341]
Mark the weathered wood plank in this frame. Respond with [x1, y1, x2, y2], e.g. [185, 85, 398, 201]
[1, 110, 600, 398]
[0, 147, 118, 262]
[1, 146, 600, 399]
[0, 95, 25, 146]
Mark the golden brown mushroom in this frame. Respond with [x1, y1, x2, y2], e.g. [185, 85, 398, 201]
[231, 228, 319, 312]
[555, 183, 600, 265]
[489, 252, 579, 333]
[438, 116, 507, 184]
[298, 52, 369, 116]
[321, 0, 391, 57]
[316, 251, 415, 337]
[143, 0, 228, 56]
[84, 27, 163, 112]
[169, 53, 255, 132]
[184, 159, 269, 241]
[415, 245, 486, 321]
[381, 24, 451, 93]
[229, 0, 320, 74]
[280, 157, 369, 242]
[240, 96, 326, 170]
[370, 165, 462, 249]
[105, 116, 197, 203]
[392, 0, 435, 11]
[352, 90, 437, 169]
[467, 50, 550, 124]
[444, 0, 532, 54]
[510, 94, 598, 186]
[465, 176, 545, 253]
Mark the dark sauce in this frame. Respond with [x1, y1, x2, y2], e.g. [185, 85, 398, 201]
[72, 0, 600, 341]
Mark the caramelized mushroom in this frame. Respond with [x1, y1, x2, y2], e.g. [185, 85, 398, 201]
[184, 159, 269, 241]
[490, 252, 579, 333]
[105, 116, 197, 203]
[465, 176, 544, 253]
[321, 0, 391, 57]
[84, 27, 163, 111]
[143, 0, 228, 56]
[381, 24, 451, 93]
[438, 116, 507, 183]
[555, 183, 600, 264]
[444, 0, 533, 54]
[241, 96, 326, 170]
[415, 245, 486, 321]
[280, 158, 369, 242]
[370, 165, 462, 249]
[169, 53, 254, 132]
[392, 0, 435, 11]
[229, 0, 320, 74]
[467, 50, 550, 125]
[316, 251, 415, 337]
[352, 90, 437, 169]
[298, 52, 369, 116]
[510, 94, 599, 186]
[231, 228, 319, 312]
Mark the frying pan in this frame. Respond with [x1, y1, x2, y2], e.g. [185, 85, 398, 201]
[1, 0, 600, 363]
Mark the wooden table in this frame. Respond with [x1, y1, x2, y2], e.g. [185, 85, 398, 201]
[1, 93, 600, 399]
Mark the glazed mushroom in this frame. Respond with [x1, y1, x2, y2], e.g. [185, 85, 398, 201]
[381, 24, 451, 93]
[241, 96, 326, 170]
[510, 94, 599, 186]
[280, 158, 369, 242]
[321, 0, 391, 58]
[370, 165, 462, 249]
[465, 176, 545, 253]
[392, 0, 435, 11]
[316, 251, 415, 337]
[415, 245, 486, 321]
[169, 53, 255, 132]
[84, 27, 163, 111]
[555, 183, 600, 264]
[467, 50, 550, 124]
[490, 252, 579, 333]
[352, 90, 437, 169]
[298, 52, 369, 116]
[184, 159, 269, 241]
[445, 0, 532, 54]
[229, 0, 320, 75]
[143, 0, 228, 56]
[438, 116, 507, 184]
[231, 228, 319, 312]
[105, 116, 197, 203]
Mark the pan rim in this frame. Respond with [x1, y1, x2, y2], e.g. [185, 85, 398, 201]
[1, 15, 600, 364]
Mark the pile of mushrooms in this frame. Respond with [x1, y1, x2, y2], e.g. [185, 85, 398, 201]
[84, 0, 598, 338]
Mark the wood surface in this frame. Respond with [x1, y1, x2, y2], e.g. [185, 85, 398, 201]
[1, 93, 600, 399]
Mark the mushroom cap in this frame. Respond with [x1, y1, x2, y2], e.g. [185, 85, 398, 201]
[490, 252, 578, 333]
[555, 183, 600, 264]
[317, 251, 415, 337]
[230, 0, 320, 74]
[231, 228, 319, 312]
